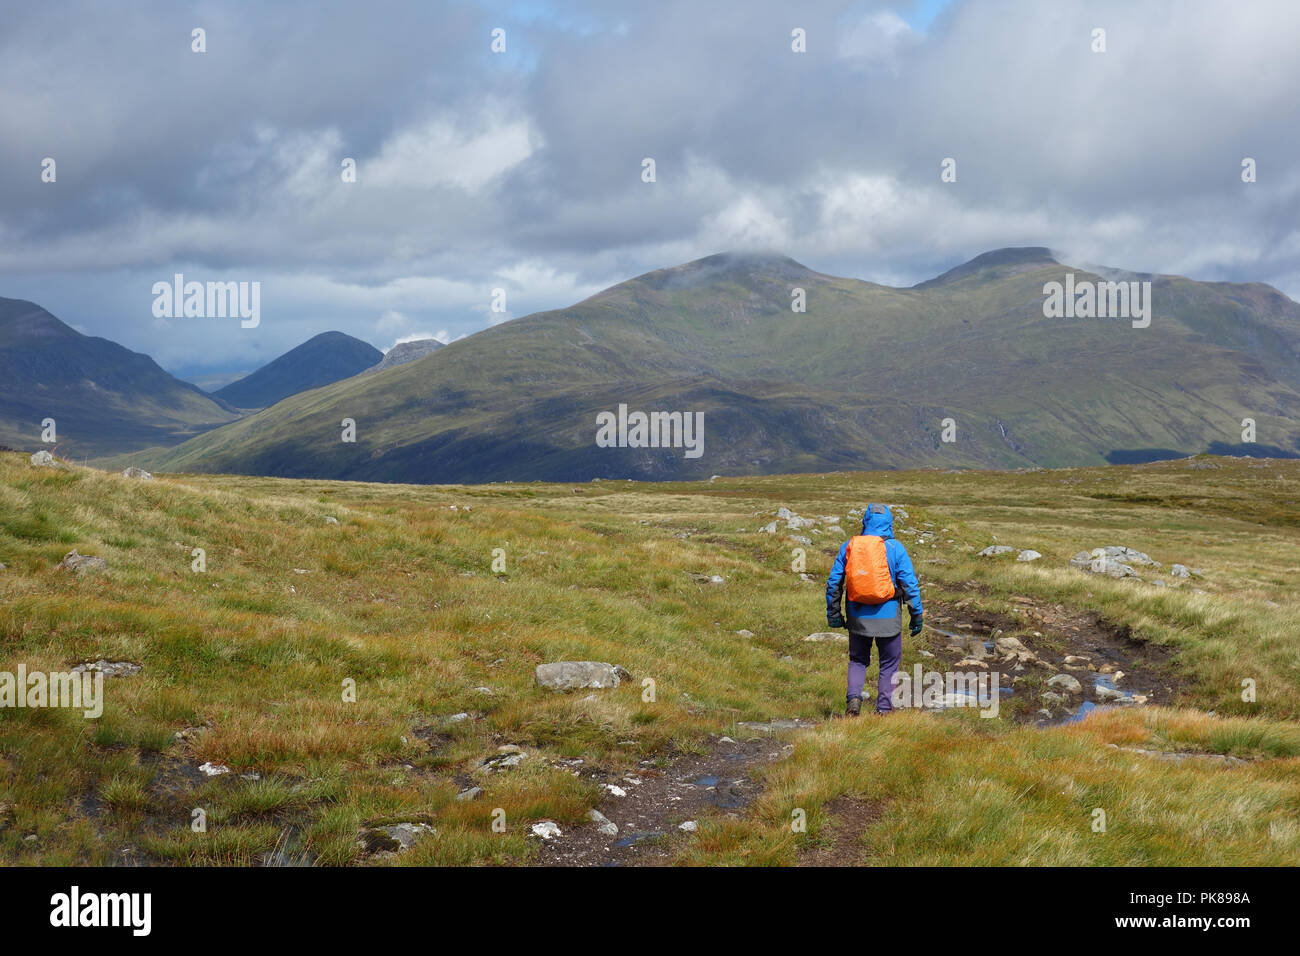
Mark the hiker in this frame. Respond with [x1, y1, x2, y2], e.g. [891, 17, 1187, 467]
[825, 503, 923, 716]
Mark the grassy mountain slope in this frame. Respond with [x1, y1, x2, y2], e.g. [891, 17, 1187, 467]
[213, 331, 383, 409]
[125, 249, 1300, 482]
[2, 452, 1297, 865]
[0, 297, 239, 459]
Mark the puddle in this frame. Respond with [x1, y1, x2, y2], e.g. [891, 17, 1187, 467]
[615, 831, 666, 848]
[1058, 700, 1112, 725]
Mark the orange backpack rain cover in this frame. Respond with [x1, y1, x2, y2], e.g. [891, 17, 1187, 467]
[845, 535, 896, 604]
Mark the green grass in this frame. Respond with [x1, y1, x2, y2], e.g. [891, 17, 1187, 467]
[0, 451, 1297, 865]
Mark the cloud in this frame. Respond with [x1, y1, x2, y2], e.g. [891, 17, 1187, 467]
[1, 0, 1299, 378]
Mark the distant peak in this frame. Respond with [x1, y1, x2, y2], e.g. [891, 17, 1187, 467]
[914, 247, 1060, 288]
[629, 250, 817, 293]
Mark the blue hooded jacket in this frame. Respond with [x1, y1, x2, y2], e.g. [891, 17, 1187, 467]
[826, 503, 922, 637]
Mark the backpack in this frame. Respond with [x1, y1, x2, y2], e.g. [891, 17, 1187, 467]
[845, 535, 896, 604]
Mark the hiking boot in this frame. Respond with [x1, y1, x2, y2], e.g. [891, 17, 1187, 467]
[846, 696, 862, 717]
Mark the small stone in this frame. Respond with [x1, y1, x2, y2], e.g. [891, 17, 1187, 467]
[30, 451, 60, 468]
[588, 809, 619, 837]
[1016, 550, 1042, 562]
[803, 631, 848, 643]
[375, 822, 434, 850]
[71, 660, 141, 678]
[1046, 674, 1082, 694]
[978, 545, 1015, 557]
[736, 629, 755, 638]
[199, 762, 230, 776]
[325, 516, 339, 525]
[605, 784, 627, 797]
[121, 466, 152, 480]
[678, 820, 698, 832]
[531, 821, 562, 840]
[57, 550, 107, 574]
[456, 787, 482, 801]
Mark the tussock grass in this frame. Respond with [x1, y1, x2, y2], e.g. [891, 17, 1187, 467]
[0, 453, 1297, 865]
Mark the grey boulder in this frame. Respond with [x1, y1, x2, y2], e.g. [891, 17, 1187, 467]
[535, 661, 632, 691]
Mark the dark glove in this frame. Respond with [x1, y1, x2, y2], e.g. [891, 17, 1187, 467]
[909, 612, 923, 637]
[828, 609, 847, 629]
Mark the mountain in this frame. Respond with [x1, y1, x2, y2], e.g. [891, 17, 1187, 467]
[370, 338, 444, 373]
[213, 331, 382, 409]
[0, 297, 240, 459]
[122, 249, 1300, 482]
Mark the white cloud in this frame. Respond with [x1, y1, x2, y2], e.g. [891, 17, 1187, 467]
[376, 310, 409, 333]
[366, 108, 538, 192]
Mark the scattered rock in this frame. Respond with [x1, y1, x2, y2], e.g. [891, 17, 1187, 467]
[325, 516, 339, 525]
[456, 787, 482, 801]
[364, 822, 434, 853]
[71, 660, 141, 678]
[735, 718, 816, 734]
[535, 661, 632, 691]
[121, 466, 152, 480]
[199, 762, 230, 776]
[995, 636, 1037, 664]
[1087, 556, 1138, 578]
[735, 629, 755, 638]
[1016, 550, 1042, 562]
[978, 545, 1015, 557]
[678, 820, 698, 832]
[30, 451, 61, 469]
[57, 550, 107, 574]
[1046, 674, 1082, 694]
[588, 809, 619, 837]
[0, 803, 13, 831]
[531, 821, 562, 840]
[803, 631, 848, 643]
[1094, 684, 1130, 703]
[605, 784, 628, 797]
[481, 749, 526, 771]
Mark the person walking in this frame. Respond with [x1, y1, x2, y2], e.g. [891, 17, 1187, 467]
[825, 503, 923, 716]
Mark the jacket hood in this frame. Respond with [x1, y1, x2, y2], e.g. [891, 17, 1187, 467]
[859, 503, 894, 538]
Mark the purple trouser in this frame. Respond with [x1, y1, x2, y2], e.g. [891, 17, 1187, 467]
[847, 632, 903, 713]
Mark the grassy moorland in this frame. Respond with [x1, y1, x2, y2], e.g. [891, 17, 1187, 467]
[0, 451, 1297, 866]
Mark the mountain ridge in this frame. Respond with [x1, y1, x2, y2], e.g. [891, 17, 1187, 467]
[106, 247, 1300, 482]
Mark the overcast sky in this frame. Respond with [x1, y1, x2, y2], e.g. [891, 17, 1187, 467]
[3, 0, 1299, 386]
